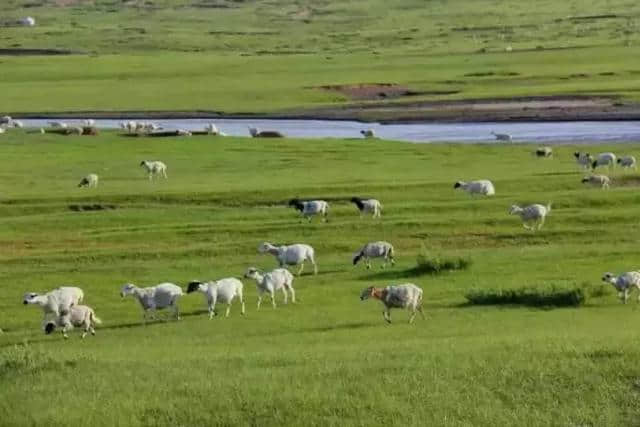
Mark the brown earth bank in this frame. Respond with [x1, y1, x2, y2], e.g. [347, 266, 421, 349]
[7, 95, 640, 123]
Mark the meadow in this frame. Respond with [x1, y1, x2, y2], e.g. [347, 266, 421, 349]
[1, 131, 640, 425]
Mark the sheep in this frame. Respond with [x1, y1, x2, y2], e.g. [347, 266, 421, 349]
[48, 121, 67, 129]
[248, 127, 284, 138]
[258, 242, 317, 275]
[592, 152, 617, 171]
[78, 173, 98, 188]
[353, 241, 395, 269]
[11, 120, 24, 129]
[288, 198, 329, 222]
[617, 155, 637, 171]
[360, 284, 424, 324]
[140, 160, 168, 180]
[574, 152, 593, 170]
[601, 272, 640, 303]
[350, 197, 382, 218]
[244, 267, 295, 309]
[19, 16, 36, 27]
[491, 131, 512, 142]
[509, 203, 551, 231]
[454, 180, 495, 196]
[23, 286, 84, 328]
[360, 129, 375, 138]
[582, 174, 610, 189]
[0, 116, 12, 125]
[205, 123, 220, 135]
[186, 278, 245, 319]
[44, 305, 102, 339]
[120, 283, 183, 321]
[534, 147, 552, 158]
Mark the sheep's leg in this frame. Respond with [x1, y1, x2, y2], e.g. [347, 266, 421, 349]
[383, 309, 391, 324]
[366, 258, 371, 269]
[282, 287, 288, 304]
[408, 310, 417, 324]
[270, 290, 276, 309]
[257, 295, 263, 310]
[209, 302, 216, 320]
[174, 302, 181, 320]
[225, 304, 231, 318]
[418, 305, 426, 319]
[240, 297, 246, 315]
[289, 286, 296, 304]
[297, 263, 305, 276]
[624, 290, 629, 304]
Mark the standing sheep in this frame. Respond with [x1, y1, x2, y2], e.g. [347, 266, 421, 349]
[360, 284, 425, 324]
[353, 241, 395, 269]
[508, 203, 551, 231]
[288, 199, 329, 222]
[44, 305, 102, 339]
[581, 175, 610, 189]
[78, 173, 99, 188]
[23, 286, 84, 328]
[534, 147, 552, 158]
[602, 272, 640, 303]
[244, 267, 295, 309]
[360, 129, 375, 138]
[186, 278, 245, 319]
[617, 156, 637, 171]
[491, 131, 512, 142]
[574, 152, 593, 170]
[258, 242, 317, 275]
[350, 197, 382, 218]
[140, 160, 168, 180]
[454, 180, 495, 196]
[120, 283, 183, 321]
[592, 152, 617, 171]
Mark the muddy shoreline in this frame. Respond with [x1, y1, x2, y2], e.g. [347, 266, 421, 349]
[7, 96, 640, 124]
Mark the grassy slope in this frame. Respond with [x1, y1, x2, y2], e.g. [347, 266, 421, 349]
[1, 131, 640, 425]
[1, 0, 640, 112]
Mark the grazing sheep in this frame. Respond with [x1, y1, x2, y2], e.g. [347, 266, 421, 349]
[288, 198, 329, 222]
[360, 284, 424, 324]
[350, 197, 382, 218]
[582, 174, 610, 189]
[534, 147, 552, 158]
[120, 283, 183, 321]
[187, 278, 245, 319]
[574, 152, 593, 170]
[45, 305, 102, 339]
[360, 129, 375, 138]
[19, 16, 36, 27]
[78, 173, 98, 188]
[23, 286, 84, 328]
[140, 160, 168, 180]
[258, 242, 317, 275]
[248, 127, 284, 138]
[617, 155, 637, 171]
[509, 203, 551, 231]
[491, 131, 512, 142]
[602, 272, 640, 303]
[48, 121, 67, 129]
[592, 152, 617, 171]
[454, 180, 495, 196]
[244, 267, 295, 309]
[353, 241, 395, 269]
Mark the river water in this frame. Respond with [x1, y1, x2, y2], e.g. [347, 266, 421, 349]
[19, 118, 640, 144]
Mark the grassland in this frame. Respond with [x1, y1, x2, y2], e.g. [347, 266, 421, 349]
[1, 131, 640, 425]
[1, 0, 640, 114]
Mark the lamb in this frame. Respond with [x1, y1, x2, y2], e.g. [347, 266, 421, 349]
[353, 241, 395, 269]
[360, 129, 375, 138]
[140, 160, 168, 180]
[582, 174, 610, 189]
[602, 272, 640, 303]
[288, 198, 329, 222]
[491, 131, 512, 142]
[120, 283, 183, 321]
[44, 305, 102, 339]
[258, 242, 317, 275]
[534, 147, 552, 158]
[454, 180, 495, 196]
[248, 127, 284, 138]
[78, 173, 98, 188]
[592, 152, 617, 171]
[244, 267, 295, 309]
[617, 155, 637, 171]
[509, 203, 551, 231]
[574, 152, 593, 170]
[23, 286, 84, 328]
[350, 197, 382, 218]
[187, 278, 245, 319]
[360, 284, 425, 324]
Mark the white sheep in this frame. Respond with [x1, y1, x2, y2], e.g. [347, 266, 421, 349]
[491, 131, 512, 142]
[258, 242, 317, 275]
[120, 283, 183, 321]
[353, 241, 395, 269]
[592, 152, 617, 171]
[288, 199, 329, 222]
[244, 267, 295, 309]
[186, 278, 245, 319]
[509, 203, 551, 231]
[205, 123, 220, 135]
[248, 127, 284, 138]
[23, 286, 84, 328]
[360, 284, 425, 324]
[602, 272, 640, 303]
[350, 197, 382, 218]
[574, 152, 593, 170]
[617, 155, 637, 171]
[140, 160, 168, 180]
[454, 180, 495, 196]
[534, 147, 552, 158]
[44, 305, 102, 339]
[582, 174, 610, 189]
[360, 129, 375, 138]
[78, 173, 99, 188]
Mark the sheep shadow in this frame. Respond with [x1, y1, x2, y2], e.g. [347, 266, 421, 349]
[358, 267, 426, 281]
[299, 321, 374, 333]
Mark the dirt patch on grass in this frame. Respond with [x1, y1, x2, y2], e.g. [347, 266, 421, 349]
[316, 83, 454, 101]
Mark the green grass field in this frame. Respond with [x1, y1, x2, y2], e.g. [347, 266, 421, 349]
[1, 0, 640, 113]
[2, 131, 640, 425]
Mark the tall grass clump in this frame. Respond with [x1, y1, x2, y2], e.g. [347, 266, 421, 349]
[465, 284, 587, 307]
[410, 248, 472, 275]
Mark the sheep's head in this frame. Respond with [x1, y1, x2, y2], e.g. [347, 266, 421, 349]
[78, 178, 88, 187]
[244, 267, 260, 279]
[350, 197, 364, 209]
[22, 292, 39, 305]
[288, 199, 304, 211]
[353, 253, 363, 265]
[581, 177, 590, 183]
[120, 284, 136, 297]
[186, 281, 206, 294]
[139, 161, 146, 167]
[360, 287, 375, 301]
[508, 205, 522, 215]
[591, 160, 598, 169]
[248, 127, 258, 137]
[574, 152, 580, 159]
[258, 242, 274, 253]
[602, 272, 616, 284]
[44, 322, 56, 335]
[617, 158, 622, 164]
[453, 181, 464, 189]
